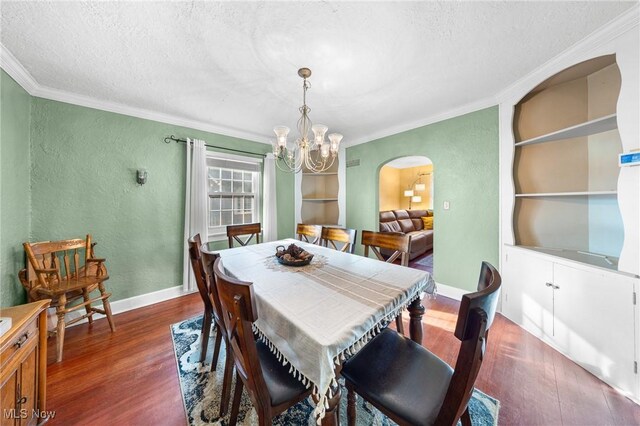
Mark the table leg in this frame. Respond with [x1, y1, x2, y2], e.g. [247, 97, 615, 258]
[320, 381, 341, 426]
[408, 297, 426, 344]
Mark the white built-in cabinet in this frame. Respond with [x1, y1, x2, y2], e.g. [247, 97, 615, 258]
[499, 9, 640, 402]
[502, 246, 637, 397]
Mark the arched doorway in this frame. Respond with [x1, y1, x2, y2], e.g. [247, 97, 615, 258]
[379, 156, 434, 273]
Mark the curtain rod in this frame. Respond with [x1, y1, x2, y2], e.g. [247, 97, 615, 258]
[164, 135, 267, 158]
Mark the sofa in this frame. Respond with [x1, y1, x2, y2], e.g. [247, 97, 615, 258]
[379, 209, 433, 260]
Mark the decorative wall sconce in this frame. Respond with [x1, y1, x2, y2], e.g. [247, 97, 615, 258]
[137, 169, 148, 185]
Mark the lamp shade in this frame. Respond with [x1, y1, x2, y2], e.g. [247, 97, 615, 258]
[411, 195, 422, 203]
[404, 190, 414, 197]
[415, 183, 426, 191]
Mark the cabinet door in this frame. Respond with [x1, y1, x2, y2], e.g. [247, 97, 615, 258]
[502, 247, 554, 339]
[19, 345, 37, 426]
[1, 369, 18, 426]
[552, 263, 636, 396]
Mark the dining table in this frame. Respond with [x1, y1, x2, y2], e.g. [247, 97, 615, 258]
[212, 238, 437, 425]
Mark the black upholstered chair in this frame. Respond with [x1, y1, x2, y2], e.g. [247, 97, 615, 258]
[342, 261, 501, 426]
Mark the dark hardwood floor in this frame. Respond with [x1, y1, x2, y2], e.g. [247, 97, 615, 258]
[46, 292, 640, 425]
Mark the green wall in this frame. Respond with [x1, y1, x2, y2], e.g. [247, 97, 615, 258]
[0, 73, 293, 306]
[346, 107, 499, 292]
[0, 71, 32, 307]
[29, 98, 293, 302]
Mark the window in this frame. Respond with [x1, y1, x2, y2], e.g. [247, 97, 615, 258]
[207, 153, 261, 240]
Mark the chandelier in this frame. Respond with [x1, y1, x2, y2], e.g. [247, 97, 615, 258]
[272, 68, 343, 173]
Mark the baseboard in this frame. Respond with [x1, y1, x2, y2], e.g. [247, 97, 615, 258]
[434, 282, 467, 301]
[49, 285, 195, 330]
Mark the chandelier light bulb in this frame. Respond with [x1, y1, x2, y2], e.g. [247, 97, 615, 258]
[328, 133, 343, 154]
[312, 124, 328, 147]
[274, 126, 290, 147]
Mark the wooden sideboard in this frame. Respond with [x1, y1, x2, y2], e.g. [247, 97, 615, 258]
[0, 300, 50, 425]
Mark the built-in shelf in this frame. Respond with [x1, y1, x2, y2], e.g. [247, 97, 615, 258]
[302, 198, 338, 201]
[515, 191, 617, 198]
[302, 172, 338, 176]
[514, 114, 617, 147]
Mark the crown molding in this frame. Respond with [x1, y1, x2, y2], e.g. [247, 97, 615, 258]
[0, 43, 267, 144]
[0, 44, 39, 95]
[495, 3, 639, 103]
[342, 95, 498, 148]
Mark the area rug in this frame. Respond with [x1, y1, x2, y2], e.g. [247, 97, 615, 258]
[171, 315, 500, 426]
[413, 253, 433, 269]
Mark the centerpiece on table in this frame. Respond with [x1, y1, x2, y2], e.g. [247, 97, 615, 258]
[275, 243, 314, 266]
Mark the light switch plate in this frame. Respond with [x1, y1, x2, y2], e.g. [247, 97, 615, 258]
[443, 201, 450, 210]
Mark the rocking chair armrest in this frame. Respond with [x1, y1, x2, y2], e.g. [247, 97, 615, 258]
[86, 258, 106, 264]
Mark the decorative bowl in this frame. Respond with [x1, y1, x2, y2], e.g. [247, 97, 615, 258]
[275, 244, 314, 267]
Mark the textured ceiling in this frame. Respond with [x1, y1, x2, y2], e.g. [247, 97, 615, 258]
[0, 1, 635, 146]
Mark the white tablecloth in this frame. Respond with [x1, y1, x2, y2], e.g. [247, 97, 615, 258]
[217, 239, 436, 419]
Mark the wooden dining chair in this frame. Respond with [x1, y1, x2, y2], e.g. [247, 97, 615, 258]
[187, 234, 221, 367]
[321, 226, 357, 253]
[20, 235, 116, 362]
[296, 223, 322, 244]
[200, 247, 234, 418]
[361, 230, 412, 335]
[213, 258, 312, 425]
[342, 262, 501, 426]
[226, 223, 261, 248]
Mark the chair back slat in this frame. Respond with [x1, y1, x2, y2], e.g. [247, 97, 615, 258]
[188, 235, 213, 315]
[296, 224, 322, 244]
[213, 258, 270, 404]
[74, 249, 81, 278]
[64, 251, 71, 281]
[226, 223, 262, 248]
[321, 227, 357, 253]
[200, 248, 224, 326]
[361, 230, 412, 267]
[436, 261, 502, 425]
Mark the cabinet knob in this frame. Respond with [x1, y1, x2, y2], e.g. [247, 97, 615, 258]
[13, 333, 28, 349]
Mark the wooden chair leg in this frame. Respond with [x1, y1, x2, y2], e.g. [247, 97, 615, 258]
[461, 406, 472, 426]
[82, 289, 93, 324]
[219, 345, 234, 417]
[210, 326, 222, 371]
[55, 294, 67, 362]
[347, 386, 357, 426]
[229, 371, 244, 426]
[99, 283, 116, 332]
[395, 312, 405, 335]
[200, 311, 212, 363]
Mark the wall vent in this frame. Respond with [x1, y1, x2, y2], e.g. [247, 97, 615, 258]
[346, 159, 360, 168]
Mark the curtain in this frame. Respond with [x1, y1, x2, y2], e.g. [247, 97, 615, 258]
[182, 138, 208, 292]
[262, 153, 278, 242]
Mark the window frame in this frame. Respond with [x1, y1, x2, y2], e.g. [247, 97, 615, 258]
[206, 151, 262, 242]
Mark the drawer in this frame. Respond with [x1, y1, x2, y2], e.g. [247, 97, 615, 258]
[0, 318, 38, 372]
